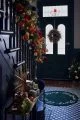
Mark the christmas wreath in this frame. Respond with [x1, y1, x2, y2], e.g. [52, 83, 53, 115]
[48, 29, 61, 43]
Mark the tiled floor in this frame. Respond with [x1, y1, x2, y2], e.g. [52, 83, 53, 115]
[44, 86, 80, 120]
[4, 85, 80, 120]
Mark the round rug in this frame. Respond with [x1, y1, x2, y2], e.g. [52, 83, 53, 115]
[40, 91, 78, 106]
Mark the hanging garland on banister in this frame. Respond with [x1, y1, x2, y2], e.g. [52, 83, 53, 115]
[13, 0, 47, 63]
[48, 29, 61, 43]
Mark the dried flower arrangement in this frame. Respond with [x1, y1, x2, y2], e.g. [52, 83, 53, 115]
[68, 56, 80, 80]
[13, 0, 47, 63]
[13, 72, 39, 114]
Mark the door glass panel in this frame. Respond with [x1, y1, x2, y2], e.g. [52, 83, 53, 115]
[43, 5, 68, 17]
[46, 24, 53, 54]
[57, 24, 65, 55]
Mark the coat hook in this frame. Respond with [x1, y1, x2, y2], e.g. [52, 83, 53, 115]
[4, 48, 20, 53]
[0, 30, 14, 34]
[13, 60, 25, 69]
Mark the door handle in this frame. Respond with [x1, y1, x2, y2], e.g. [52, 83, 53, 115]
[66, 42, 70, 45]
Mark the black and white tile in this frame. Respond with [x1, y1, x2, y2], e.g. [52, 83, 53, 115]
[45, 87, 80, 120]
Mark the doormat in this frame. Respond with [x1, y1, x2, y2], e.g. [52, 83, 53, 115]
[40, 91, 78, 106]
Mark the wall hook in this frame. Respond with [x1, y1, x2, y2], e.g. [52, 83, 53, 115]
[13, 60, 25, 69]
[4, 48, 20, 53]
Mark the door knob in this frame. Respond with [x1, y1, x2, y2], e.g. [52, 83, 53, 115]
[66, 42, 70, 45]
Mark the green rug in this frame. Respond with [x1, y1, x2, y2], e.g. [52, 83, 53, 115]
[40, 91, 78, 106]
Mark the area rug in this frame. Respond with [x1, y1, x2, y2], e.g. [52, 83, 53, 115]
[40, 91, 78, 106]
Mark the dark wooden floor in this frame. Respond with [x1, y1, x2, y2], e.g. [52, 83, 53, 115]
[44, 80, 80, 88]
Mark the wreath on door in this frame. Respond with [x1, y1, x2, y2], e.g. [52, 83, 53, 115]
[48, 29, 61, 43]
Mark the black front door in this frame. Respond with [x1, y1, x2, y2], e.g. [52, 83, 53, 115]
[37, 0, 74, 79]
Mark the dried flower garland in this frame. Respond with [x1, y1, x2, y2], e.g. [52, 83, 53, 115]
[48, 29, 61, 43]
[13, 0, 47, 63]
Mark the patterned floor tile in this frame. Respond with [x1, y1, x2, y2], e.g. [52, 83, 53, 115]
[45, 87, 80, 120]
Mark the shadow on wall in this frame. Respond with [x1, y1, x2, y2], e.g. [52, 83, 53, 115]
[0, 35, 16, 120]
[0, 65, 2, 109]
[0, 63, 15, 119]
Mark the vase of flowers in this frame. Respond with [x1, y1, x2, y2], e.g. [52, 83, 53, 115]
[68, 57, 80, 81]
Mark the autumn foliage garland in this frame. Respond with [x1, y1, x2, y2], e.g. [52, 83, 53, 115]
[14, 0, 47, 63]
